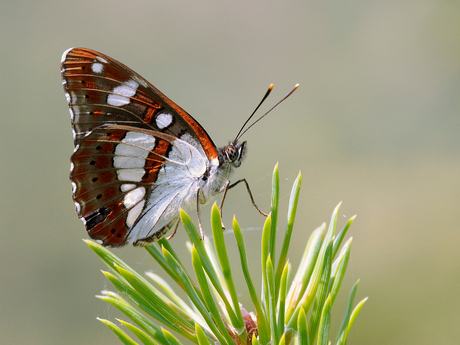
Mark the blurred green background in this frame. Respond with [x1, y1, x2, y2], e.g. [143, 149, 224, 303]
[1, 0, 459, 344]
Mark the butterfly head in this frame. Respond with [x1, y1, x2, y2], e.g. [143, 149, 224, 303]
[219, 140, 247, 168]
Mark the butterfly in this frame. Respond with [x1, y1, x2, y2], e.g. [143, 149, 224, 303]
[61, 47, 298, 247]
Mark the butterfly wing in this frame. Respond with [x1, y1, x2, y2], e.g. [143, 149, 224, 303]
[71, 125, 208, 246]
[61, 48, 219, 246]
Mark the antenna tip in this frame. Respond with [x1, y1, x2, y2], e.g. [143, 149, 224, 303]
[295, 83, 300, 88]
[269, 84, 274, 90]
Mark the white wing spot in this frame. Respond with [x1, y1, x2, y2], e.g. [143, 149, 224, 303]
[97, 56, 108, 63]
[107, 80, 139, 106]
[92, 62, 104, 73]
[117, 169, 145, 182]
[125, 80, 139, 89]
[123, 186, 146, 209]
[121, 184, 136, 192]
[126, 200, 145, 227]
[114, 131, 156, 181]
[156, 113, 173, 129]
[108, 94, 129, 106]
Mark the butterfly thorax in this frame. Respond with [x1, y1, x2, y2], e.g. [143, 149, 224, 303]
[197, 141, 247, 200]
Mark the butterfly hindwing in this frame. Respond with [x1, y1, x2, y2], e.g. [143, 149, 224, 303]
[71, 125, 208, 246]
[71, 126, 165, 246]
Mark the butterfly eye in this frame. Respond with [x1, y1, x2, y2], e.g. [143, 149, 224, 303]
[221, 142, 246, 168]
[224, 145, 239, 162]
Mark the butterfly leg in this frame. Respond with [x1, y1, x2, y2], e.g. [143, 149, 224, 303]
[218, 180, 231, 230]
[218, 178, 269, 230]
[166, 220, 181, 241]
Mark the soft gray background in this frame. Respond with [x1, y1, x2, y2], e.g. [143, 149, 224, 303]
[1, 0, 459, 344]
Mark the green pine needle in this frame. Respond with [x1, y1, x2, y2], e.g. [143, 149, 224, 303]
[84, 164, 366, 345]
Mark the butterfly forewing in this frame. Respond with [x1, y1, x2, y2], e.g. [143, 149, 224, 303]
[61, 47, 218, 161]
[61, 48, 218, 246]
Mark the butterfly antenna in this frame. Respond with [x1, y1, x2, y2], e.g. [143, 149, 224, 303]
[236, 83, 299, 141]
[234, 84, 274, 142]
